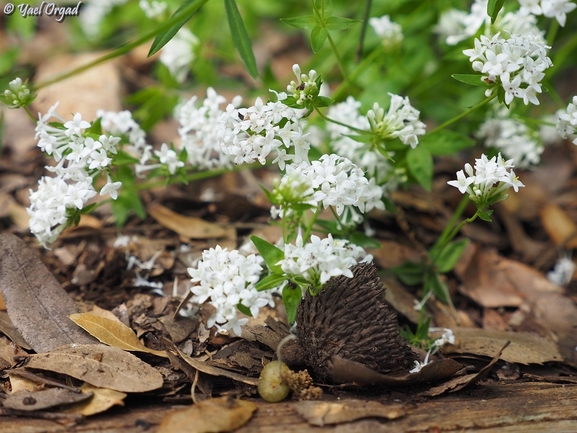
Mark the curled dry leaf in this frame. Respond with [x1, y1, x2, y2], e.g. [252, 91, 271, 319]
[158, 397, 257, 433]
[443, 328, 563, 364]
[62, 383, 127, 416]
[147, 202, 227, 239]
[25, 344, 164, 393]
[0, 233, 98, 353]
[1, 388, 93, 411]
[69, 313, 168, 358]
[293, 400, 406, 426]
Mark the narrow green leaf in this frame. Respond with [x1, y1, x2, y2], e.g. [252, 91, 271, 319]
[256, 273, 287, 291]
[250, 235, 284, 275]
[311, 25, 328, 53]
[488, 0, 506, 23]
[349, 231, 382, 249]
[224, 0, 258, 79]
[478, 209, 494, 222]
[315, 96, 334, 107]
[324, 16, 361, 31]
[451, 73, 486, 87]
[407, 146, 433, 192]
[434, 239, 469, 273]
[425, 271, 450, 304]
[237, 303, 252, 317]
[391, 261, 425, 286]
[420, 130, 475, 156]
[280, 15, 318, 30]
[282, 284, 302, 324]
[85, 117, 102, 136]
[148, 0, 209, 57]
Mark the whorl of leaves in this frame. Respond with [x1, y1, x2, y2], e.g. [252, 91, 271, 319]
[296, 263, 416, 382]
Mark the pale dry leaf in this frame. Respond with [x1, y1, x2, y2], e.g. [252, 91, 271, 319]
[0, 311, 31, 350]
[158, 397, 257, 433]
[540, 204, 577, 248]
[25, 344, 164, 393]
[175, 346, 259, 386]
[2, 388, 93, 411]
[444, 328, 563, 364]
[293, 400, 405, 426]
[69, 312, 168, 358]
[0, 233, 98, 353]
[147, 202, 227, 239]
[62, 383, 127, 416]
[7, 373, 37, 394]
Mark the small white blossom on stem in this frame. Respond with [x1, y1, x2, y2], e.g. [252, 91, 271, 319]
[556, 96, 577, 144]
[520, 0, 576, 27]
[154, 143, 184, 174]
[369, 15, 403, 49]
[367, 93, 426, 148]
[187, 247, 268, 336]
[410, 328, 455, 373]
[159, 27, 199, 83]
[286, 64, 319, 107]
[447, 153, 525, 207]
[547, 254, 575, 286]
[463, 32, 552, 106]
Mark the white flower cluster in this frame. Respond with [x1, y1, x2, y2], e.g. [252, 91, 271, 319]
[369, 15, 403, 48]
[556, 96, 577, 144]
[176, 88, 239, 169]
[519, 0, 576, 27]
[463, 32, 552, 105]
[447, 153, 525, 206]
[218, 96, 309, 169]
[477, 108, 543, 167]
[139, 0, 167, 19]
[273, 154, 385, 224]
[435, 0, 542, 45]
[160, 27, 199, 84]
[279, 234, 372, 289]
[367, 93, 426, 148]
[4, 77, 31, 108]
[410, 328, 455, 373]
[286, 64, 319, 107]
[188, 246, 269, 336]
[327, 97, 403, 191]
[29, 103, 123, 247]
[80, 0, 129, 38]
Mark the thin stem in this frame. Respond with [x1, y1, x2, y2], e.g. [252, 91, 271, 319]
[429, 195, 469, 261]
[331, 47, 381, 101]
[546, 18, 559, 46]
[33, 0, 210, 90]
[326, 32, 352, 89]
[428, 93, 496, 136]
[23, 106, 36, 122]
[314, 106, 369, 134]
[302, 204, 321, 242]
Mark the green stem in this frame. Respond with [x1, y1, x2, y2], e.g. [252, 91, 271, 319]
[23, 106, 36, 122]
[546, 18, 559, 47]
[331, 47, 381, 101]
[33, 0, 210, 90]
[302, 204, 321, 241]
[429, 195, 469, 261]
[314, 106, 369, 134]
[325, 31, 352, 89]
[428, 93, 496, 136]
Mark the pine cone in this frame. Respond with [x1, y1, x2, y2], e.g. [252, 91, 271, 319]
[296, 263, 416, 382]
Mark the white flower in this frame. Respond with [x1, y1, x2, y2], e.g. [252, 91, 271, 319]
[139, 0, 167, 19]
[80, 0, 129, 37]
[187, 247, 266, 336]
[410, 328, 455, 374]
[367, 94, 426, 148]
[521, 0, 576, 26]
[447, 153, 524, 205]
[463, 32, 552, 106]
[477, 107, 543, 167]
[100, 175, 122, 199]
[286, 64, 319, 107]
[369, 15, 403, 49]
[154, 143, 184, 174]
[159, 27, 199, 83]
[547, 255, 575, 286]
[64, 113, 91, 137]
[556, 96, 577, 144]
[278, 234, 371, 290]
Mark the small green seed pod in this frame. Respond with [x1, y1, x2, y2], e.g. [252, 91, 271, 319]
[258, 360, 291, 402]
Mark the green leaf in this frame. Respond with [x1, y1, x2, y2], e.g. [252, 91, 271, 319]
[407, 146, 433, 192]
[324, 16, 361, 31]
[315, 96, 334, 108]
[256, 273, 287, 291]
[282, 284, 302, 324]
[488, 0, 506, 23]
[424, 271, 450, 304]
[420, 130, 475, 156]
[237, 304, 252, 317]
[250, 235, 284, 275]
[148, 0, 209, 57]
[391, 261, 425, 286]
[478, 209, 494, 222]
[311, 25, 328, 53]
[349, 231, 382, 249]
[280, 15, 318, 30]
[224, 0, 258, 79]
[451, 74, 486, 87]
[112, 150, 141, 166]
[85, 117, 102, 136]
[434, 239, 469, 273]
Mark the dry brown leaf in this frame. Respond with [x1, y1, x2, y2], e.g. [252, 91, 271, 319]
[158, 397, 257, 433]
[63, 383, 126, 416]
[0, 337, 29, 368]
[25, 344, 164, 393]
[175, 345, 259, 386]
[147, 202, 227, 239]
[1, 388, 93, 411]
[0, 233, 98, 353]
[331, 357, 463, 386]
[293, 400, 405, 426]
[0, 311, 31, 350]
[69, 313, 168, 358]
[540, 204, 577, 248]
[444, 328, 563, 364]
[7, 373, 37, 394]
[368, 240, 422, 270]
